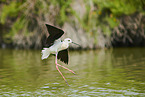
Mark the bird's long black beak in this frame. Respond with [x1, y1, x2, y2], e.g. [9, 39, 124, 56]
[72, 42, 81, 46]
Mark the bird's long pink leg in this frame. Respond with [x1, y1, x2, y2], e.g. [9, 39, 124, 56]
[55, 53, 70, 86]
[56, 64, 76, 74]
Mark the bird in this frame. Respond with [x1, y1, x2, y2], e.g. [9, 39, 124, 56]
[41, 24, 80, 86]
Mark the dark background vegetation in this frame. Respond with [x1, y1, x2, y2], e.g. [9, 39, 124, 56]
[0, 0, 145, 49]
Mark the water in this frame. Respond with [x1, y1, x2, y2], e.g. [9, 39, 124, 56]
[0, 48, 145, 96]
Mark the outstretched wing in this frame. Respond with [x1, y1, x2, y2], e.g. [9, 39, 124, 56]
[57, 49, 69, 64]
[44, 24, 64, 48]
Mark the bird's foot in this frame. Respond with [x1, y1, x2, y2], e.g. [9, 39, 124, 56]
[65, 80, 70, 86]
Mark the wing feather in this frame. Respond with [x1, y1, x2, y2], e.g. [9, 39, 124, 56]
[44, 24, 64, 48]
[57, 49, 68, 64]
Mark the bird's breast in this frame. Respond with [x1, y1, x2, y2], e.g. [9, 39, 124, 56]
[61, 43, 68, 50]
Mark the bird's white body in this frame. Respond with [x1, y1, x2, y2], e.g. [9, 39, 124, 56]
[41, 38, 72, 60]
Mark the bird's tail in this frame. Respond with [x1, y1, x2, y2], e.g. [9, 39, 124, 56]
[41, 48, 50, 60]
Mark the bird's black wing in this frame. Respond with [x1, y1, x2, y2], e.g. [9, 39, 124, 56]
[45, 24, 64, 48]
[57, 49, 69, 64]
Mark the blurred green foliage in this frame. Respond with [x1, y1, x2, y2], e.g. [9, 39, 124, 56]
[0, 0, 144, 48]
[0, 1, 20, 24]
[94, 0, 144, 15]
[57, 0, 73, 25]
[80, 0, 145, 39]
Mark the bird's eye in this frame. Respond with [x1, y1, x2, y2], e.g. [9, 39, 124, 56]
[68, 40, 70, 42]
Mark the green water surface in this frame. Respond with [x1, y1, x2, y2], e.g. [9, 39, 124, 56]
[0, 48, 145, 96]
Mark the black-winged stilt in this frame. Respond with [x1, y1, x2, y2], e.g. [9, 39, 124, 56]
[41, 24, 80, 86]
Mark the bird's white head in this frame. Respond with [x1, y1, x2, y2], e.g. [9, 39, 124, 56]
[64, 38, 80, 47]
[64, 38, 72, 44]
